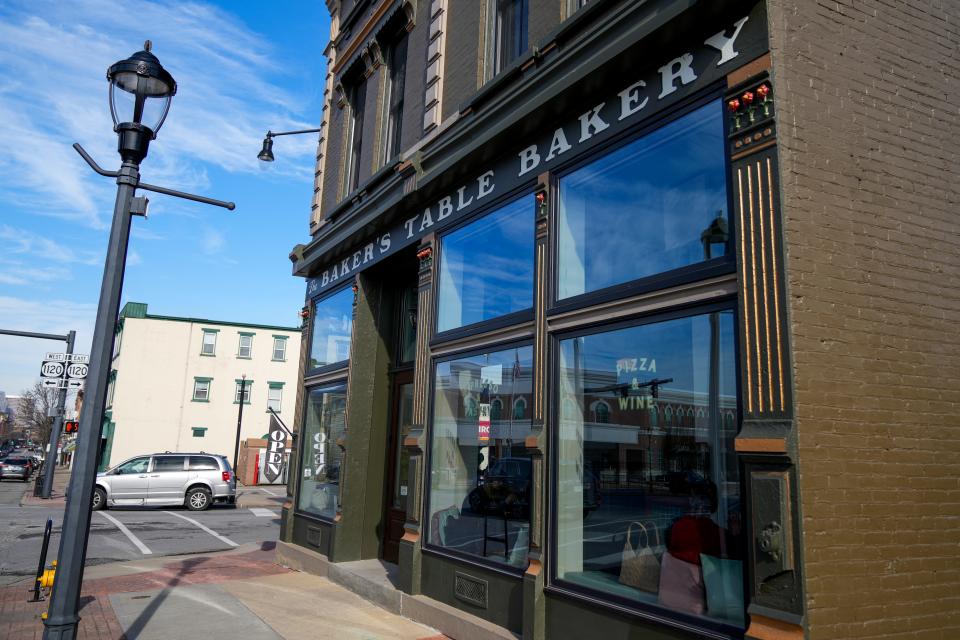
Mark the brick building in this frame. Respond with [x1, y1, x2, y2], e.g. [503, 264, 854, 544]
[277, 1, 959, 639]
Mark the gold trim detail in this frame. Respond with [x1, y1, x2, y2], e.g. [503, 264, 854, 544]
[747, 165, 763, 413]
[757, 160, 775, 412]
[737, 168, 753, 414]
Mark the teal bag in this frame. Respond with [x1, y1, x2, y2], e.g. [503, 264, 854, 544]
[699, 554, 744, 626]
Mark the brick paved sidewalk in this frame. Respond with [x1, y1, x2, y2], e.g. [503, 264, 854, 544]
[0, 542, 444, 640]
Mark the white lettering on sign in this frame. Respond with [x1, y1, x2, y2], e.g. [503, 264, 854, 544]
[704, 16, 750, 66]
[41, 361, 65, 378]
[658, 53, 697, 99]
[616, 357, 657, 374]
[618, 80, 649, 121]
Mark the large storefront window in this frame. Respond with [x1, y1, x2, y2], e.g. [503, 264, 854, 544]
[427, 344, 533, 569]
[437, 197, 534, 332]
[557, 101, 728, 300]
[297, 383, 347, 519]
[555, 310, 743, 628]
[309, 287, 353, 369]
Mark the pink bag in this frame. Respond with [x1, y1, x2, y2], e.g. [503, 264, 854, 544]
[657, 550, 706, 615]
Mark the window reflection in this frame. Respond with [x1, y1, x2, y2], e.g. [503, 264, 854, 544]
[427, 345, 533, 568]
[437, 197, 534, 332]
[309, 287, 353, 369]
[555, 311, 743, 626]
[297, 383, 347, 519]
[557, 101, 729, 300]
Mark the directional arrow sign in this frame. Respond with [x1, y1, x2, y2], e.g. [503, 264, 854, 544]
[40, 361, 66, 379]
[66, 363, 88, 379]
[66, 380, 84, 389]
[42, 379, 68, 389]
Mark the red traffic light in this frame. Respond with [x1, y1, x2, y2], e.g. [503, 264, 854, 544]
[64, 421, 79, 433]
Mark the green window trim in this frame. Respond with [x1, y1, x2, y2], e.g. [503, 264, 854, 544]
[238, 331, 256, 336]
[191, 427, 207, 438]
[192, 377, 213, 403]
[234, 379, 254, 404]
[200, 328, 219, 357]
[237, 332, 254, 359]
[267, 381, 285, 389]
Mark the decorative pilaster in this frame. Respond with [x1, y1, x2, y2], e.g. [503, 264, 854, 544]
[523, 173, 553, 640]
[399, 235, 436, 595]
[422, 0, 447, 132]
[280, 302, 315, 543]
[727, 71, 806, 633]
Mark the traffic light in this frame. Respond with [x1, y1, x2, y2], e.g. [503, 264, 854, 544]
[64, 421, 79, 434]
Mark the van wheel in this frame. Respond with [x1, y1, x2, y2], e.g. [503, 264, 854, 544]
[186, 487, 211, 511]
[92, 487, 107, 511]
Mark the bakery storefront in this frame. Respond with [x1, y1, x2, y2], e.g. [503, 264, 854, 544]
[281, 2, 804, 639]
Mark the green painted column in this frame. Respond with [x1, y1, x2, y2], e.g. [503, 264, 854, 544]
[331, 273, 393, 562]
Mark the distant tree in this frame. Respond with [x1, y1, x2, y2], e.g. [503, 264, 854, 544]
[17, 382, 59, 446]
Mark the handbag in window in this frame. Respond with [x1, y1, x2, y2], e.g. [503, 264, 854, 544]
[618, 521, 661, 593]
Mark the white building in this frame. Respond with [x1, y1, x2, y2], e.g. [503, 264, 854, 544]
[101, 302, 301, 470]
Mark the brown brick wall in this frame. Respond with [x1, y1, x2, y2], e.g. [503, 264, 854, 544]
[766, 1, 960, 638]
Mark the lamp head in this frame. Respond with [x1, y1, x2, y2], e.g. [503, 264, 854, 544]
[258, 135, 275, 162]
[107, 40, 177, 162]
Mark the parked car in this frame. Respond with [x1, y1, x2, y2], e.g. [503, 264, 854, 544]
[0, 457, 33, 482]
[92, 452, 236, 511]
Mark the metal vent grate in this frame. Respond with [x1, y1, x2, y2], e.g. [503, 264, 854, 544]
[306, 526, 322, 548]
[454, 572, 488, 609]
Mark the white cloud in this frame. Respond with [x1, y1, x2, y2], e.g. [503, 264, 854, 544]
[0, 0, 320, 230]
[201, 227, 225, 255]
[0, 296, 97, 395]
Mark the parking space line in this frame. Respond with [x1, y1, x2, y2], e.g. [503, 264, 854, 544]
[249, 508, 279, 517]
[163, 511, 238, 547]
[259, 487, 279, 496]
[98, 511, 152, 555]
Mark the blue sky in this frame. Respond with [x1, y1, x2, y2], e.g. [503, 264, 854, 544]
[0, 0, 330, 395]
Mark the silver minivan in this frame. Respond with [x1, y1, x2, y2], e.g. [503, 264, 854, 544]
[93, 452, 236, 511]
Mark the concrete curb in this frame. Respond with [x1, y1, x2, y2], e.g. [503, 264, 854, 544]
[275, 540, 519, 640]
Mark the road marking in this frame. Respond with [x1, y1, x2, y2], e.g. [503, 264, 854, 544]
[98, 511, 152, 555]
[258, 487, 280, 496]
[249, 508, 279, 517]
[163, 511, 238, 547]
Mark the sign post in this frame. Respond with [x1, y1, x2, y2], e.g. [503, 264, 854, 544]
[40, 332, 80, 499]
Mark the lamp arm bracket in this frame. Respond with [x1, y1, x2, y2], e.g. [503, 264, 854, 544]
[72, 143, 119, 177]
[137, 181, 236, 211]
[268, 128, 322, 138]
[73, 142, 235, 211]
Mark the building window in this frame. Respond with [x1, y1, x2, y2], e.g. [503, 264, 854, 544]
[234, 380, 253, 405]
[309, 287, 354, 370]
[112, 326, 122, 360]
[201, 329, 218, 356]
[106, 372, 116, 408]
[384, 31, 408, 162]
[513, 397, 527, 420]
[237, 333, 254, 359]
[492, 0, 528, 74]
[192, 378, 212, 402]
[554, 309, 743, 627]
[346, 79, 368, 193]
[192, 427, 207, 438]
[437, 196, 535, 333]
[267, 382, 283, 412]
[272, 336, 287, 361]
[566, 0, 588, 16]
[556, 100, 729, 301]
[297, 383, 348, 519]
[426, 344, 533, 569]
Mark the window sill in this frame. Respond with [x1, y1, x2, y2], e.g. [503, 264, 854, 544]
[232, 401, 253, 406]
[200, 353, 216, 357]
[421, 544, 526, 580]
[191, 399, 210, 403]
[236, 355, 252, 360]
[271, 358, 286, 362]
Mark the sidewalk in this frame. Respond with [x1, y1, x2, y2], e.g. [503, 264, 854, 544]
[19, 467, 288, 509]
[0, 542, 445, 639]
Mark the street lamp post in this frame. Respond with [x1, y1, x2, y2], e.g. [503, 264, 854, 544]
[233, 374, 247, 474]
[43, 41, 235, 640]
[257, 128, 322, 162]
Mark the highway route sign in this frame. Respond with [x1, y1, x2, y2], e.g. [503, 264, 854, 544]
[40, 361, 66, 379]
[66, 363, 88, 379]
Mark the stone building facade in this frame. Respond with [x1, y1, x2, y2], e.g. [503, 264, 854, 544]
[278, 1, 959, 639]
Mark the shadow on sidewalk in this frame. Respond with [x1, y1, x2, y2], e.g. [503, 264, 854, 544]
[118, 556, 210, 639]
